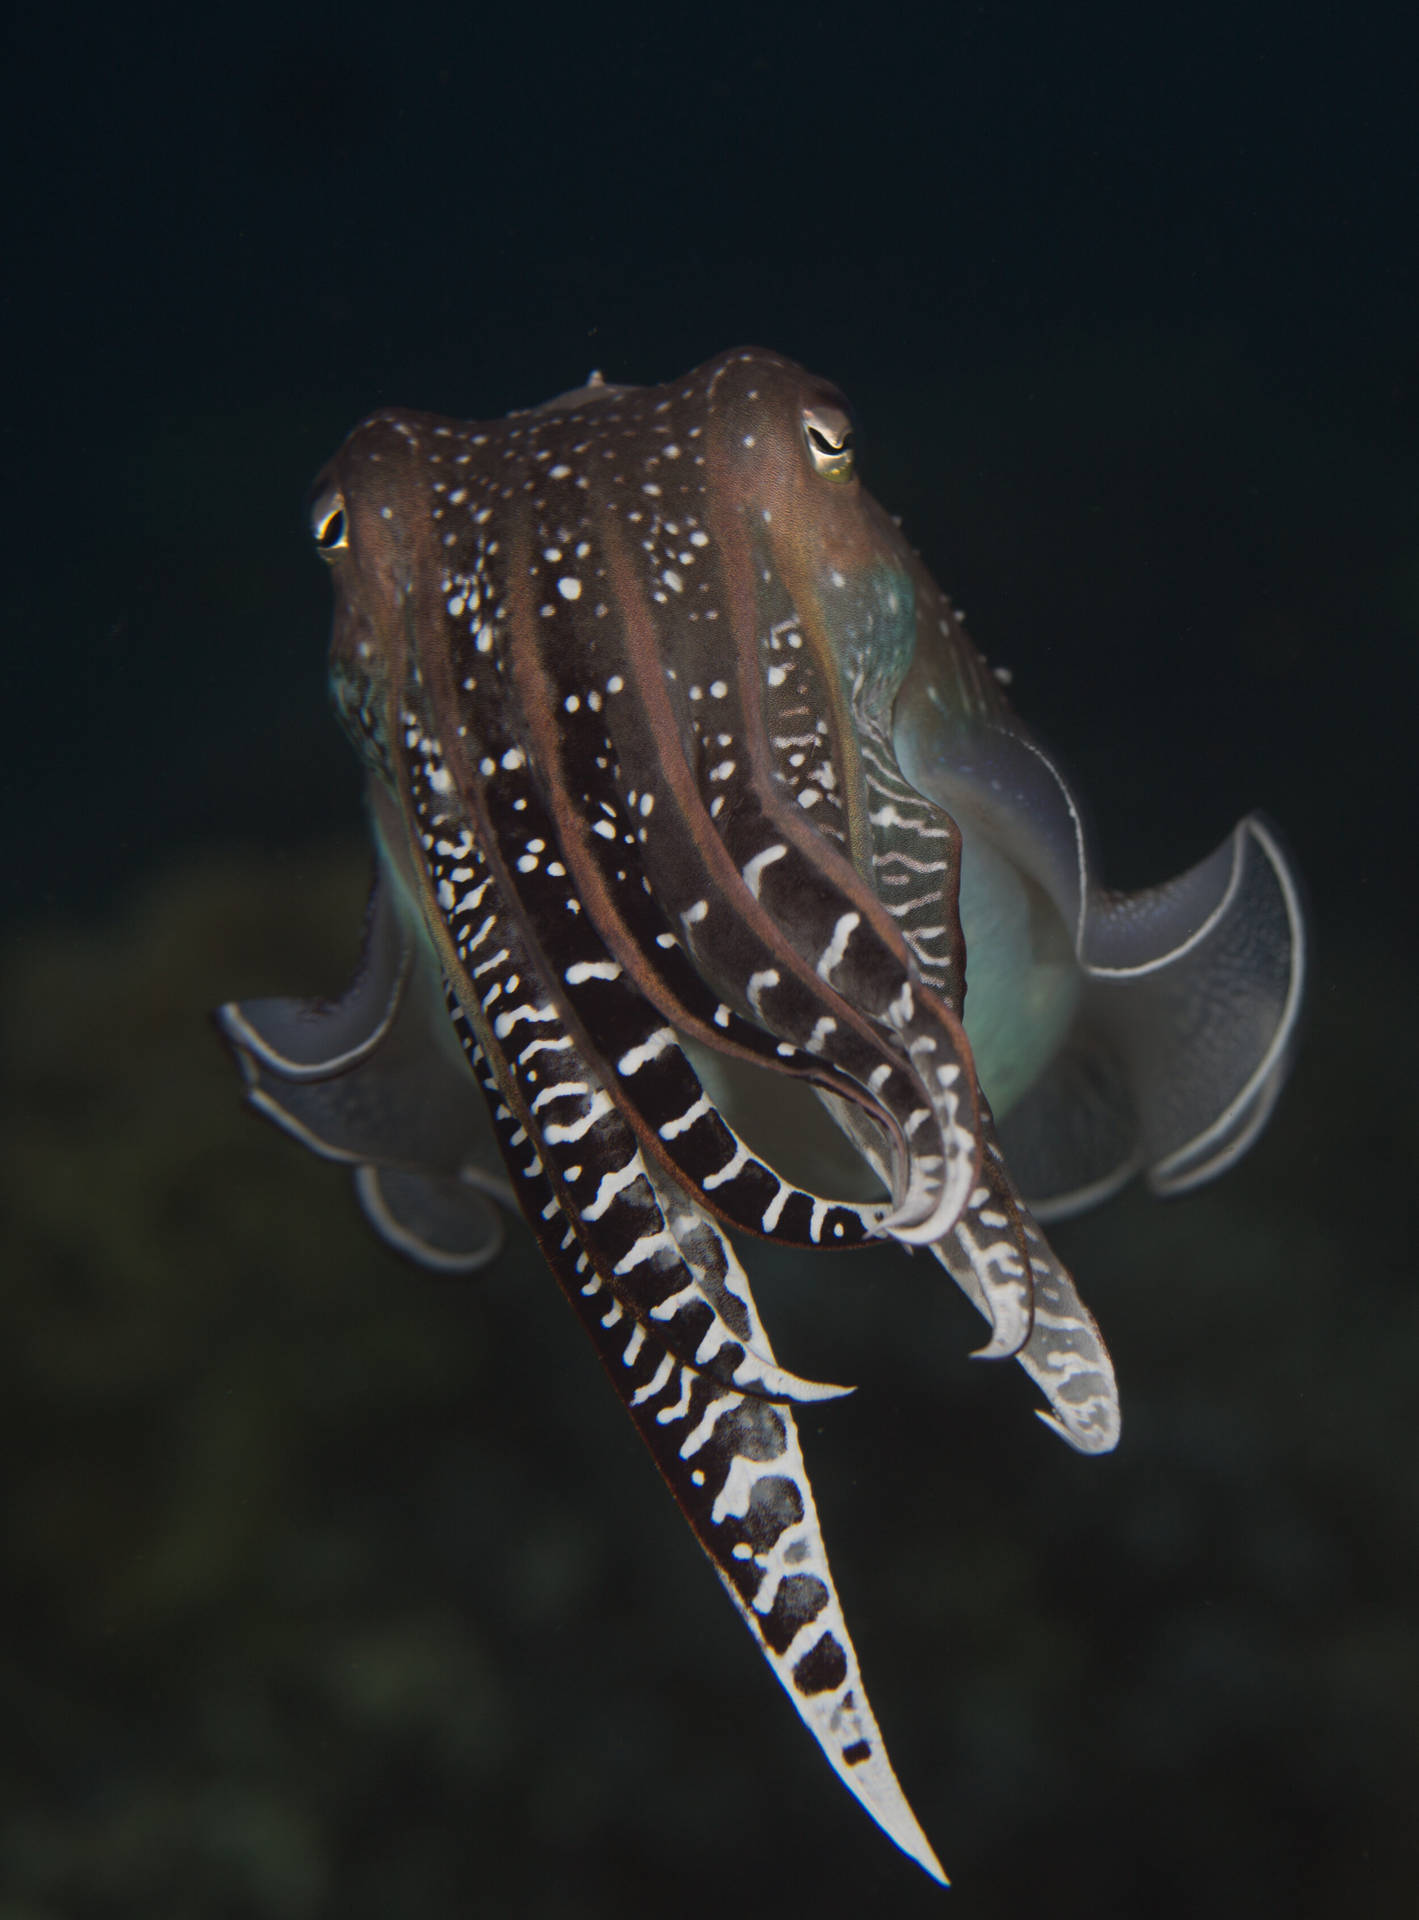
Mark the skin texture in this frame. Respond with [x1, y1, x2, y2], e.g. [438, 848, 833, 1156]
[218, 347, 1305, 1884]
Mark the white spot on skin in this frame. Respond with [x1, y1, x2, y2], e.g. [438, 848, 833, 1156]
[564, 959, 623, 984]
[617, 1027, 676, 1075]
[659, 1095, 712, 1140]
[631, 1353, 676, 1407]
[746, 968, 779, 1017]
[741, 844, 787, 898]
[816, 913, 860, 979]
[558, 577, 582, 600]
[580, 1156, 645, 1221]
[760, 1185, 790, 1233]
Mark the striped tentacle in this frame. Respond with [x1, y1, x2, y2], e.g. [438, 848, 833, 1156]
[429, 476, 931, 1229]
[753, 597, 1036, 1353]
[852, 704, 964, 1001]
[509, 764, 925, 1225]
[466, 744, 891, 1250]
[404, 600, 894, 1255]
[499, 524, 977, 1247]
[461, 1025, 946, 1884]
[412, 379, 970, 1252]
[845, 705, 1041, 1357]
[702, 768, 978, 1249]
[682, 459, 983, 1250]
[394, 712, 843, 1406]
[930, 1139, 1120, 1452]
[1004, 1217, 1119, 1454]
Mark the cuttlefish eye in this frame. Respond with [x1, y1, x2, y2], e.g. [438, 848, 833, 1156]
[311, 489, 349, 557]
[801, 401, 856, 482]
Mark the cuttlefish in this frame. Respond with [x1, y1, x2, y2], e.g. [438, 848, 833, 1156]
[218, 349, 1304, 1882]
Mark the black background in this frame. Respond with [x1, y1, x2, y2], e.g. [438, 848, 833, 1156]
[2, 3, 1415, 1915]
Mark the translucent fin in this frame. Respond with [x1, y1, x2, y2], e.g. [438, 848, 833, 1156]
[217, 868, 410, 1079]
[1001, 814, 1306, 1212]
[993, 1027, 1140, 1222]
[223, 952, 508, 1192]
[1091, 814, 1305, 1193]
[217, 864, 516, 1240]
[898, 698, 1304, 1212]
[353, 1165, 504, 1274]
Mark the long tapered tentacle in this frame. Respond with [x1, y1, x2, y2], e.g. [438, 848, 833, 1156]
[458, 1002, 947, 1884]
[493, 510, 980, 1248]
[386, 721, 850, 1404]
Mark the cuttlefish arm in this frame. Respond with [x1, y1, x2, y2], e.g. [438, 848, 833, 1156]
[453, 1009, 949, 1885]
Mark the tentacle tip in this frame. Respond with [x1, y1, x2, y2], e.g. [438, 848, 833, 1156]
[733, 1361, 857, 1403]
[785, 1377, 858, 1403]
[1034, 1405, 1122, 1456]
[892, 1825, 950, 1887]
[968, 1323, 1031, 1362]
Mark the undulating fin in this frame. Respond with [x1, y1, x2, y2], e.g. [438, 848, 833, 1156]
[998, 813, 1305, 1214]
[353, 1164, 504, 1274]
[217, 862, 411, 1079]
[217, 867, 514, 1270]
[894, 689, 1304, 1217]
[986, 1027, 1140, 1224]
[1084, 813, 1305, 1195]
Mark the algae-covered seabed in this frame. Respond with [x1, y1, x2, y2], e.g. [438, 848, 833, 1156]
[1, 846, 1414, 1918]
